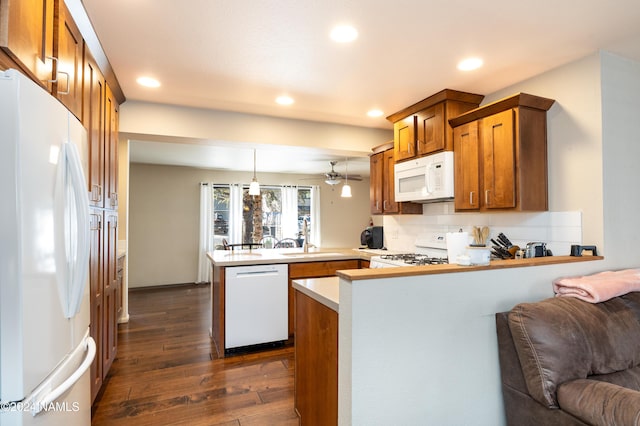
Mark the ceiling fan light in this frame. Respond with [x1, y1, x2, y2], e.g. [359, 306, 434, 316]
[341, 184, 352, 198]
[325, 178, 341, 185]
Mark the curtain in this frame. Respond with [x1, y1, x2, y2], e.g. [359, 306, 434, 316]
[310, 185, 321, 247]
[197, 183, 213, 283]
[281, 185, 299, 239]
[228, 184, 243, 244]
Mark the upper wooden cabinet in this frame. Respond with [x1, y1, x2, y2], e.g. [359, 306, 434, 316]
[450, 93, 555, 212]
[84, 46, 105, 207]
[53, 1, 83, 119]
[105, 83, 119, 209]
[369, 142, 422, 215]
[387, 89, 484, 162]
[1, 0, 82, 116]
[0, 0, 55, 88]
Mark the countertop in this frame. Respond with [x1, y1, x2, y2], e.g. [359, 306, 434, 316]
[207, 247, 379, 266]
[207, 248, 603, 283]
[292, 277, 339, 312]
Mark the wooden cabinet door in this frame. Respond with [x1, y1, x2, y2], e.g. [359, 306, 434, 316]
[0, 0, 54, 88]
[369, 152, 384, 214]
[53, 1, 82, 119]
[454, 121, 480, 210]
[294, 291, 338, 426]
[103, 212, 118, 378]
[382, 149, 398, 213]
[89, 209, 104, 402]
[394, 115, 416, 161]
[84, 47, 105, 207]
[481, 109, 516, 209]
[416, 103, 445, 155]
[105, 84, 119, 209]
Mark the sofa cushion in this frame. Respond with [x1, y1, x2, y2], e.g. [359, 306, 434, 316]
[507, 293, 640, 408]
[558, 379, 640, 425]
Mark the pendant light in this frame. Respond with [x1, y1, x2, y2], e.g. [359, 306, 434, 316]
[249, 149, 260, 195]
[341, 157, 352, 198]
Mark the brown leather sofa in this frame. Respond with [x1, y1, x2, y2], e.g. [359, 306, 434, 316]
[496, 292, 640, 426]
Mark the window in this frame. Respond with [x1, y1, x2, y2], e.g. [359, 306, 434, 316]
[212, 184, 317, 248]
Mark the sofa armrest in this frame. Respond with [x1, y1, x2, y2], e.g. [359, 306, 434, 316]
[558, 379, 640, 426]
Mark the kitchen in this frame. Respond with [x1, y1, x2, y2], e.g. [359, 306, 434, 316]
[2, 1, 640, 425]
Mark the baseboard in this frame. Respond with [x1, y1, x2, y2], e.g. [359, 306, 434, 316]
[128, 282, 210, 292]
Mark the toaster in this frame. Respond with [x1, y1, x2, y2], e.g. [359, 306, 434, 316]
[525, 242, 551, 258]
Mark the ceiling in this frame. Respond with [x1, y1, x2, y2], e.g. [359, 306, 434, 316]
[81, 0, 640, 177]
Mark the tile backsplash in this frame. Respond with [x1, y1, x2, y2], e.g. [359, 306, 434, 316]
[382, 202, 582, 256]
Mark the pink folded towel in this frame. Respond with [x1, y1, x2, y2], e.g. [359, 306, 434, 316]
[552, 269, 640, 303]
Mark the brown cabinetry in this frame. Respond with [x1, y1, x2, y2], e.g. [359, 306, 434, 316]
[294, 290, 338, 426]
[387, 89, 484, 162]
[89, 209, 104, 402]
[89, 208, 120, 402]
[450, 93, 555, 212]
[369, 143, 422, 215]
[0, 0, 82, 116]
[103, 211, 119, 376]
[84, 47, 105, 207]
[0, 0, 54, 88]
[53, 1, 82, 118]
[104, 83, 119, 210]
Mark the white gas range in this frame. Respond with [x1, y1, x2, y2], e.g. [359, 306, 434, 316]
[369, 232, 449, 268]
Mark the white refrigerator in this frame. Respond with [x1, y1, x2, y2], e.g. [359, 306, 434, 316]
[0, 69, 95, 425]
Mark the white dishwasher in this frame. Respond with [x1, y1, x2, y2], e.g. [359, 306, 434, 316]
[225, 263, 289, 350]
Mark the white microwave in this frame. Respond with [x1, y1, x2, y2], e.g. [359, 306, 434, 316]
[394, 151, 454, 202]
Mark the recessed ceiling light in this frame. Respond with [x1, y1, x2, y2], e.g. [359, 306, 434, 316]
[136, 76, 161, 88]
[330, 25, 358, 43]
[276, 95, 294, 105]
[457, 57, 483, 71]
[367, 109, 383, 117]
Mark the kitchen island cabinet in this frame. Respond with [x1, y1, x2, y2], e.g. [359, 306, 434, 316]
[450, 93, 555, 212]
[293, 277, 339, 426]
[208, 249, 365, 357]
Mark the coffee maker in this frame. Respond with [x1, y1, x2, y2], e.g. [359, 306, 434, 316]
[360, 226, 384, 249]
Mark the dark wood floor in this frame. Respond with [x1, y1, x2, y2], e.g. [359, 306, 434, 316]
[91, 284, 298, 426]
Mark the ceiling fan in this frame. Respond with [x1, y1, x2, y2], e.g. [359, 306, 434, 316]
[323, 161, 362, 186]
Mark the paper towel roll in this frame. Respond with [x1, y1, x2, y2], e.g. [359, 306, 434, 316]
[446, 232, 469, 263]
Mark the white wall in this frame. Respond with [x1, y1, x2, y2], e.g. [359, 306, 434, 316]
[600, 51, 640, 268]
[128, 163, 371, 287]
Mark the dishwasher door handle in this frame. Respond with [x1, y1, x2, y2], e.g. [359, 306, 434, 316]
[234, 270, 279, 277]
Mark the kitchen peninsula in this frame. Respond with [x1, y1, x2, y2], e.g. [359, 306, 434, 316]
[293, 255, 603, 425]
[210, 247, 602, 425]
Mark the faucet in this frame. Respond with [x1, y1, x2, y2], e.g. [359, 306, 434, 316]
[303, 219, 309, 253]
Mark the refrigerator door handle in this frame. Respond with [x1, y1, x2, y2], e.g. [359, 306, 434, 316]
[28, 335, 96, 416]
[54, 140, 91, 318]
